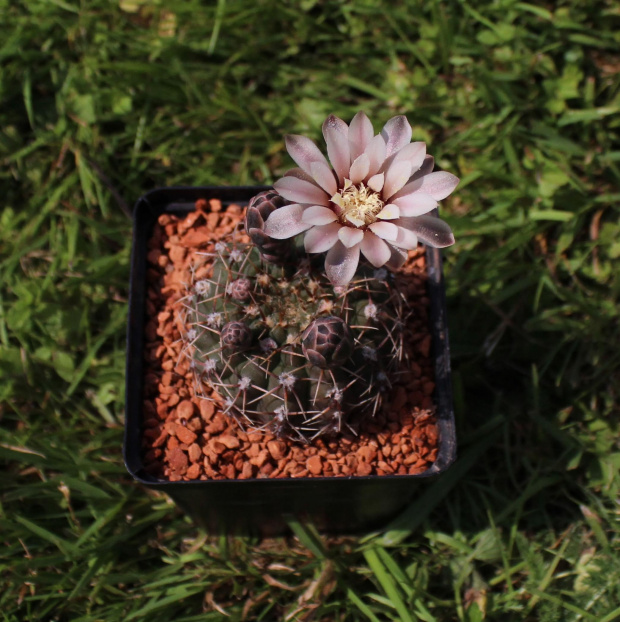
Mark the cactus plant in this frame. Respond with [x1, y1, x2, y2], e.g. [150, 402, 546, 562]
[184, 229, 412, 440]
[182, 112, 458, 441]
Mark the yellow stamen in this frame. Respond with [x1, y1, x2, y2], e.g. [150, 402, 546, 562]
[331, 180, 385, 227]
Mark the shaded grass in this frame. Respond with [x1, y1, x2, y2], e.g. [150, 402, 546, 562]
[1, 0, 620, 620]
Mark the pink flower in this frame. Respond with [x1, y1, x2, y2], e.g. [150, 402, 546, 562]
[264, 112, 458, 286]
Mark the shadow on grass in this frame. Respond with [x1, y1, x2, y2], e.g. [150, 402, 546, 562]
[364, 284, 618, 546]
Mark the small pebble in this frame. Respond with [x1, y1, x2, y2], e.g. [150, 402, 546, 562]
[267, 440, 286, 461]
[177, 400, 195, 420]
[356, 462, 373, 477]
[167, 447, 188, 473]
[199, 399, 215, 420]
[188, 443, 202, 463]
[306, 455, 322, 475]
[218, 435, 240, 449]
[186, 463, 201, 479]
[174, 423, 197, 445]
[392, 386, 408, 412]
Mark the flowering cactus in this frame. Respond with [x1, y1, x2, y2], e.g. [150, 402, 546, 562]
[184, 112, 458, 441]
[264, 112, 458, 285]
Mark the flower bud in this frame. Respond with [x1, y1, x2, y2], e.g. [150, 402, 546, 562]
[220, 321, 252, 352]
[301, 316, 353, 369]
[245, 191, 293, 263]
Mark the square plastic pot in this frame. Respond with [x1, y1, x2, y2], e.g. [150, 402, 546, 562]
[124, 186, 456, 535]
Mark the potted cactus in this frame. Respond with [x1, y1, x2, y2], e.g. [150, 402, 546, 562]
[124, 112, 459, 534]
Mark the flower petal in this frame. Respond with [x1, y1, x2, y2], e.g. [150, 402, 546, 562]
[274, 176, 330, 205]
[264, 204, 313, 239]
[348, 153, 370, 184]
[364, 134, 387, 178]
[338, 226, 364, 248]
[381, 115, 412, 157]
[392, 171, 459, 202]
[380, 142, 425, 178]
[284, 134, 331, 177]
[368, 221, 398, 241]
[348, 111, 374, 161]
[284, 167, 321, 185]
[325, 240, 361, 286]
[395, 141, 426, 172]
[344, 213, 365, 227]
[385, 245, 408, 269]
[304, 222, 341, 253]
[360, 231, 391, 267]
[383, 160, 413, 199]
[411, 155, 434, 180]
[301, 204, 338, 225]
[419, 171, 460, 200]
[367, 173, 384, 192]
[322, 114, 350, 185]
[392, 192, 437, 217]
[397, 215, 455, 247]
[391, 225, 418, 250]
[376, 203, 400, 220]
[310, 161, 338, 195]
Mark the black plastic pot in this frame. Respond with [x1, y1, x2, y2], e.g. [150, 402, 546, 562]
[124, 186, 456, 535]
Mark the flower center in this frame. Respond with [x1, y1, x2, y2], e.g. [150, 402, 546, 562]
[331, 179, 384, 228]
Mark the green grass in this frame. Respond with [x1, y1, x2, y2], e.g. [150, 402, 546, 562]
[1, 0, 620, 619]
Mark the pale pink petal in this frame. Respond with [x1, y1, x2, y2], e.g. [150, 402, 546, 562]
[325, 240, 361, 286]
[304, 222, 341, 253]
[360, 231, 391, 267]
[322, 115, 350, 185]
[331, 192, 344, 209]
[392, 192, 437, 217]
[397, 215, 455, 247]
[264, 204, 313, 239]
[338, 226, 364, 248]
[375, 204, 400, 220]
[385, 245, 408, 269]
[364, 134, 387, 178]
[368, 221, 398, 241]
[382, 160, 413, 199]
[395, 141, 426, 172]
[367, 173, 384, 192]
[344, 213, 365, 227]
[284, 167, 321, 186]
[301, 205, 338, 225]
[310, 161, 338, 195]
[411, 155, 434, 180]
[285, 134, 331, 177]
[379, 142, 425, 176]
[348, 153, 370, 184]
[391, 225, 419, 250]
[380, 115, 412, 157]
[418, 171, 459, 200]
[391, 180, 418, 200]
[393, 171, 459, 202]
[274, 176, 330, 205]
[348, 111, 374, 161]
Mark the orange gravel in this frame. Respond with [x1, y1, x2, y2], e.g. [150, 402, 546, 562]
[141, 198, 439, 481]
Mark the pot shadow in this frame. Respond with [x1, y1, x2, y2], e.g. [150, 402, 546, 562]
[375, 288, 615, 542]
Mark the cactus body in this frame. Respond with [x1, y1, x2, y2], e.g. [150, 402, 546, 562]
[184, 195, 413, 441]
